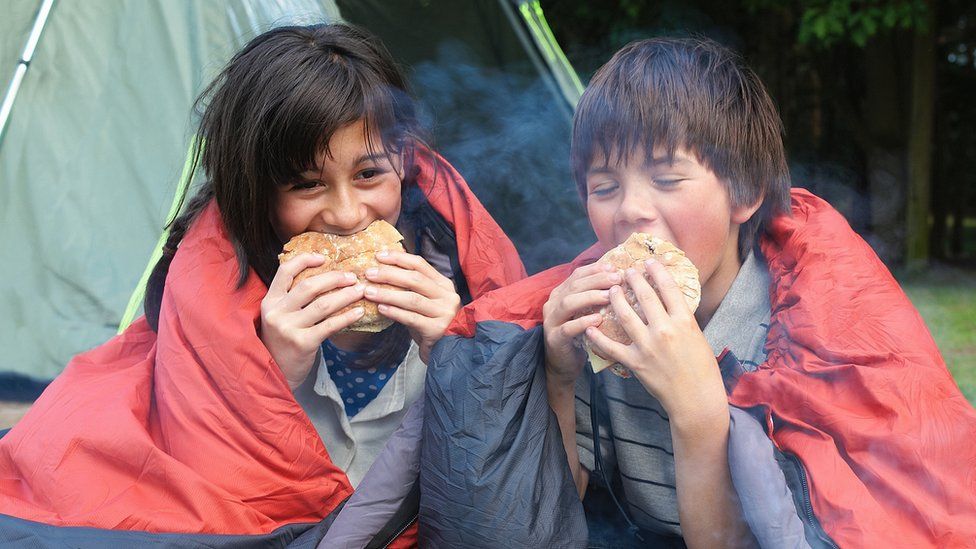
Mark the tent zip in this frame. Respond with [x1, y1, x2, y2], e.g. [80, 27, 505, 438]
[0, 0, 56, 146]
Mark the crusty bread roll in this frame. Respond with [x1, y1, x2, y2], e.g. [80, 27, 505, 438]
[278, 220, 405, 333]
[583, 234, 701, 378]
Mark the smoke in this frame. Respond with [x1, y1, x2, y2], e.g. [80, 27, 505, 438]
[407, 40, 594, 274]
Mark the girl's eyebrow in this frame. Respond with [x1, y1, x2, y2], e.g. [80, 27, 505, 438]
[354, 152, 388, 165]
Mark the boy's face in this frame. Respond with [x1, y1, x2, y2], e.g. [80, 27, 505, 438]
[584, 147, 758, 314]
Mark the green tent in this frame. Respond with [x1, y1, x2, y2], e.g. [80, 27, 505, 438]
[0, 0, 587, 383]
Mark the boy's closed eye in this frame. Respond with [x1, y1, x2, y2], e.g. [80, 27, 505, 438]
[588, 181, 619, 197]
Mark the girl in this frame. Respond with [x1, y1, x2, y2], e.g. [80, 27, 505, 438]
[0, 23, 524, 548]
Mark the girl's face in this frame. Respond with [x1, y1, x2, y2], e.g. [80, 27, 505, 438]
[272, 119, 403, 240]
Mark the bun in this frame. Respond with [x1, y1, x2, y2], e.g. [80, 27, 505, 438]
[583, 234, 701, 378]
[278, 220, 405, 333]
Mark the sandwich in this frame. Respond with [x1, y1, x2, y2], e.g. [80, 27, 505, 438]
[583, 234, 701, 378]
[278, 220, 405, 333]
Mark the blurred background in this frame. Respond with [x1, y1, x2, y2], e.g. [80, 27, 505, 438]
[1, 0, 973, 428]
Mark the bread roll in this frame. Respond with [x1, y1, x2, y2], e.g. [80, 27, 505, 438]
[278, 220, 405, 333]
[583, 234, 701, 378]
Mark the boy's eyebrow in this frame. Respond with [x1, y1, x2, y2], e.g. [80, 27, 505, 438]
[646, 155, 694, 169]
[586, 166, 615, 176]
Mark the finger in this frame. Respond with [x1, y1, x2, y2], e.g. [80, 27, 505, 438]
[283, 270, 359, 311]
[365, 264, 445, 300]
[624, 267, 668, 326]
[560, 289, 611, 318]
[568, 269, 624, 294]
[295, 284, 366, 326]
[267, 254, 327, 300]
[608, 283, 653, 345]
[375, 251, 452, 290]
[645, 259, 690, 317]
[585, 325, 634, 369]
[309, 306, 367, 342]
[364, 286, 441, 318]
[375, 303, 437, 335]
[558, 312, 604, 341]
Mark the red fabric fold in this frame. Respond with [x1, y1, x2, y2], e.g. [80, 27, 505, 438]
[0, 151, 524, 541]
[447, 188, 976, 546]
[729, 189, 976, 547]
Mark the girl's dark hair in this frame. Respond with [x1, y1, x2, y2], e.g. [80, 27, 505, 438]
[145, 23, 424, 330]
[572, 37, 791, 260]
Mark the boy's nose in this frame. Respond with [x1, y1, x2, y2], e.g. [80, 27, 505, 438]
[617, 187, 659, 226]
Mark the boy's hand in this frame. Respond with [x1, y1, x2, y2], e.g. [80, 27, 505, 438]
[542, 262, 620, 386]
[362, 250, 461, 363]
[585, 259, 728, 429]
[261, 254, 367, 391]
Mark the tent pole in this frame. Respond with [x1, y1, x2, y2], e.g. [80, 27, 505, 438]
[0, 0, 56, 146]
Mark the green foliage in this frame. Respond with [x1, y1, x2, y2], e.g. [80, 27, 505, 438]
[804, 0, 929, 46]
[747, 0, 930, 47]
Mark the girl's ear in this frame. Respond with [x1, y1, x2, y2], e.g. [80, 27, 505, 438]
[731, 197, 763, 225]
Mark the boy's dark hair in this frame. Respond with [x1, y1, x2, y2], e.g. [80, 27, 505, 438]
[145, 23, 424, 330]
[571, 37, 791, 259]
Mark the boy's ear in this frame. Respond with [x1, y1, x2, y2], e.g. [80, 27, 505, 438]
[731, 197, 763, 225]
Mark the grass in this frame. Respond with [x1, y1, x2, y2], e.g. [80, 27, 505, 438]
[898, 263, 976, 405]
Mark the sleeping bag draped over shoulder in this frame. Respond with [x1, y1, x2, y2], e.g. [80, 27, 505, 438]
[0, 150, 525, 548]
[419, 188, 976, 548]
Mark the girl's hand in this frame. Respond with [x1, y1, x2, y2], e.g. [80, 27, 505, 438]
[362, 251, 461, 363]
[584, 259, 728, 431]
[260, 254, 367, 390]
[542, 262, 620, 387]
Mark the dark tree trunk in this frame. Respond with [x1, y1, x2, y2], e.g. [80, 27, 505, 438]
[862, 35, 910, 264]
[906, 1, 936, 269]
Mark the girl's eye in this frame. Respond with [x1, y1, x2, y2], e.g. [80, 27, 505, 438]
[357, 168, 382, 180]
[654, 178, 684, 187]
[290, 180, 321, 191]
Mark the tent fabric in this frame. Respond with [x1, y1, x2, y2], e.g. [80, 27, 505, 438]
[422, 188, 976, 546]
[0, 151, 525, 545]
[0, 0, 344, 380]
[1, 0, 583, 382]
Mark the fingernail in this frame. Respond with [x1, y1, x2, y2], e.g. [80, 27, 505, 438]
[601, 263, 614, 272]
[377, 304, 389, 313]
[625, 268, 637, 277]
[365, 268, 378, 277]
[585, 327, 596, 336]
[344, 272, 357, 281]
[376, 250, 389, 258]
[609, 285, 620, 296]
[364, 286, 377, 297]
[608, 273, 621, 283]
[601, 290, 611, 299]
[353, 307, 365, 317]
[645, 258, 657, 266]
[354, 283, 366, 292]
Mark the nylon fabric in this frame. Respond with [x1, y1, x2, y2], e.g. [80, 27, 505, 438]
[0, 151, 523, 546]
[420, 321, 588, 548]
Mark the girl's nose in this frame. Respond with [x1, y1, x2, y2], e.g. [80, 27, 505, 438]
[323, 189, 365, 234]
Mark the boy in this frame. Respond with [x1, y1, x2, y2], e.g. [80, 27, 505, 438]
[418, 37, 976, 548]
